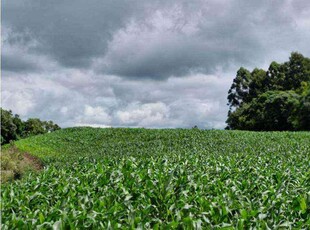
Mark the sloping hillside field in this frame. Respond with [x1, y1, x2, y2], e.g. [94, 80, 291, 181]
[1, 128, 310, 229]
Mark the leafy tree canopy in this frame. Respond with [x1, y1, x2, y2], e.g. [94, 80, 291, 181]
[227, 52, 310, 131]
[1, 108, 61, 144]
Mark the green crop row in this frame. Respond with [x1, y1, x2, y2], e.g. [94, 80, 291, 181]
[1, 128, 310, 229]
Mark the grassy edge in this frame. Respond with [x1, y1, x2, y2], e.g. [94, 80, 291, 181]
[0, 143, 44, 183]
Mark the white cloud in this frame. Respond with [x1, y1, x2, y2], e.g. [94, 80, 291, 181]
[75, 123, 111, 128]
[116, 102, 170, 127]
[82, 105, 112, 124]
[2, 89, 35, 116]
[2, 67, 231, 129]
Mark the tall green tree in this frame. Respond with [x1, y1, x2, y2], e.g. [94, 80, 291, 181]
[1, 108, 61, 144]
[226, 52, 310, 131]
[13, 114, 24, 138]
[285, 52, 310, 90]
[1, 109, 18, 144]
[295, 83, 310, 130]
[23, 118, 46, 137]
[227, 67, 252, 109]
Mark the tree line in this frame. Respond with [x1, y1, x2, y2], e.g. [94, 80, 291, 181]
[1, 108, 61, 144]
[226, 52, 310, 131]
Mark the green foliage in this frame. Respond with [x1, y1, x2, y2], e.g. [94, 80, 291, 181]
[227, 52, 310, 130]
[296, 83, 310, 130]
[227, 91, 301, 131]
[0, 108, 61, 144]
[227, 67, 252, 107]
[12, 114, 24, 139]
[43, 120, 61, 133]
[285, 52, 310, 90]
[1, 109, 18, 144]
[1, 128, 310, 228]
[23, 118, 46, 136]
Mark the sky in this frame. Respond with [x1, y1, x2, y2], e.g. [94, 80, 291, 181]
[2, 0, 310, 129]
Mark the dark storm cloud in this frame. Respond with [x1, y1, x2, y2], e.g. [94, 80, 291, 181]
[1, 53, 38, 72]
[101, 0, 304, 79]
[3, 0, 142, 68]
[4, 0, 309, 78]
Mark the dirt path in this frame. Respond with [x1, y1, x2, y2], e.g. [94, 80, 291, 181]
[23, 153, 44, 171]
[1, 146, 44, 183]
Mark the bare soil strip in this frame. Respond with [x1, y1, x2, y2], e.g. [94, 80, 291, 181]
[23, 152, 44, 171]
[1, 146, 44, 183]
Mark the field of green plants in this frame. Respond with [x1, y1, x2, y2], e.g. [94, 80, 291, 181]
[1, 127, 310, 229]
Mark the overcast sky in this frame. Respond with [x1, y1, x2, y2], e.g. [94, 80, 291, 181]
[2, 0, 310, 129]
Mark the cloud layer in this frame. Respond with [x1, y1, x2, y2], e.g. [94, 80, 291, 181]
[2, 0, 310, 128]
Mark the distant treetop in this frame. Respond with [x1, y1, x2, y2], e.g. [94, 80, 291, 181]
[1, 108, 61, 144]
[226, 52, 310, 131]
